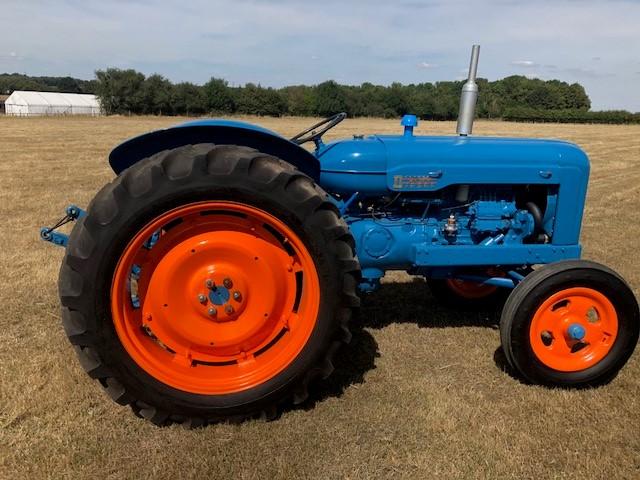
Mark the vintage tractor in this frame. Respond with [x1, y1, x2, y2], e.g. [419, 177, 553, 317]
[42, 46, 639, 425]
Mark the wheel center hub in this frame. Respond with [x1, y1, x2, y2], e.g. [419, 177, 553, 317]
[197, 273, 247, 322]
[208, 284, 230, 305]
[566, 323, 586, 341]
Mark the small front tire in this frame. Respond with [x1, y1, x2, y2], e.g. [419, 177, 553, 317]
[499, 260, 639, 387]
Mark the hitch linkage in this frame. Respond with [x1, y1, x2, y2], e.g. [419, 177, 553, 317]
[40, 205, 86, 248]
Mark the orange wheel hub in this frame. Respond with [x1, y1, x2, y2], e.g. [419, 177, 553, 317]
[529, 287, 618, 372]
[111, 202, 321, 394]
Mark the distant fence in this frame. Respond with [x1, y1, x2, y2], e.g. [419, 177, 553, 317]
[4, 105, 101, 116]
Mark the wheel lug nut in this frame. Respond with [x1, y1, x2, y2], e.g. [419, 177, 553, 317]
[225, 305, 234, 315]
[198, 294, 207, 303]
[223, 278, 233, 289]
[205, 279, 215, 289]
[208, 307, 217, 316]
[233, 291, 242, 302]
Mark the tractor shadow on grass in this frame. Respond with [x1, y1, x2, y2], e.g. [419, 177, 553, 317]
[360, 278, 501, 330]
[293, 278, 509, 415]
[358, 279, 530, 385]
[300, 323, 380, 411]
[492, 346, 524, 383]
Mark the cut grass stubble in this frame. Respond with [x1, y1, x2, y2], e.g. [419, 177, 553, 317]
[1, 116, 639, 479]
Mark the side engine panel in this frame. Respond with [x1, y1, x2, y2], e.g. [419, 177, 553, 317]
[344, 184, 569, 280]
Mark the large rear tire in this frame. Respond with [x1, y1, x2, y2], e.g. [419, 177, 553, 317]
[59, 144, 360, 425]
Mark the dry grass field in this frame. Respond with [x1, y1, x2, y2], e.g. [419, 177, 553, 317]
[1, 115, 639, 479]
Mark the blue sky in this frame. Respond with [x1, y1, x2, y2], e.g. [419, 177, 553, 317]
[1, 0, 639, 111]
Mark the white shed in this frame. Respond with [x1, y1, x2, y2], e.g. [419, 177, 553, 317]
[5, 91, 101, 116]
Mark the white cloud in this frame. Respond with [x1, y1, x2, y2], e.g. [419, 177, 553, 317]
[564, 67, 614, 78]
[417, 62, 438, 69]
[511, 60, 538, 67]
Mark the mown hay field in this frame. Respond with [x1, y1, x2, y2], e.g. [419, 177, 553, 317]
[1, 116, 639, 479]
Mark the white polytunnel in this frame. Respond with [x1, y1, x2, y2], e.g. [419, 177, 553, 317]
[4, 90, 101, 116]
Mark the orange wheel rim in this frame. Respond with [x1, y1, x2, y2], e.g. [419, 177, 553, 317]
[110, 201, 321, 395]
[529, 287, 618, 372]
[446, 279, 498, 299]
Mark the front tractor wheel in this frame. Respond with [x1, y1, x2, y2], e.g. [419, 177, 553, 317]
[59, 144, 359, 425]
[500, 260, 639, 387]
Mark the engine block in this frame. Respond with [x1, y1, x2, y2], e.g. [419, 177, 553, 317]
[344, 187, 564, 289]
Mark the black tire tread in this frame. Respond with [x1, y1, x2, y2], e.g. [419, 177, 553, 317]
[59, 143, 360, 426]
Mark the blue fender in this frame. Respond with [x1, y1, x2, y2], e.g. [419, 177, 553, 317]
[108, 119, 320, 179]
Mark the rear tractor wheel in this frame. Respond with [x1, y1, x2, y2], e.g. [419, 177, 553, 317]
[500, 260, 639, 387]
[59, 144, 360, 425]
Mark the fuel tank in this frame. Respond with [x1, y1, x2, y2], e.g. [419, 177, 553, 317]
[317, 134, 590, 196]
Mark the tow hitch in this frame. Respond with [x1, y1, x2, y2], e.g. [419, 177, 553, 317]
[40, 205, 86, 247]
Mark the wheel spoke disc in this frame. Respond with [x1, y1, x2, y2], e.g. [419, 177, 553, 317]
[529, 287, 618, 372]
[111, 201, 320, 394]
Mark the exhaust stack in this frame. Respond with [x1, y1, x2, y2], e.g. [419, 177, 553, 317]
[456, 45, 480, 136]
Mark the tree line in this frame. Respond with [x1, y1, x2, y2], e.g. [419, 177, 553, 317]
[0, 73, 96, 95]
[2, 69, 638, 123]
[92, 68, 595, 120]
[503, 107, 640, 124]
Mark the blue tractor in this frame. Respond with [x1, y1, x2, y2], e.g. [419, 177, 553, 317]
[43, 46, 639, 425]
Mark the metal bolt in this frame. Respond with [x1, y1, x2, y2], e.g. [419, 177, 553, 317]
[223, 277, 233, 289]
[233, 291, 242, 302]
[205, 279, 215, 289]
[225, 305, 235, 315]
[208, 307, 217, 316]
[198, 294, 207, 304]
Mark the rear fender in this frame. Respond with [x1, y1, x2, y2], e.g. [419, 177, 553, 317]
[108, 119, 320, 180]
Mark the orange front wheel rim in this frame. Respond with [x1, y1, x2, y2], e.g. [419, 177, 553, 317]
[110, 201, 321, 395]
[529, 287, 618, 372]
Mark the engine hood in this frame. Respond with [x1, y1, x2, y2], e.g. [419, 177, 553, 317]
[317, 134, 589, 194]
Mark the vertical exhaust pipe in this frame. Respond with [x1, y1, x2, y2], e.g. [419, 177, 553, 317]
[456, 45, 480, 136]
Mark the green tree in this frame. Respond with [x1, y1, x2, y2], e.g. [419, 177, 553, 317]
[282, 85, 315, 116]
[314, 80, 347, 116]
[173, 82, 207, 115]
[141, 74, 174, 115]
[382, 82, 410, 117]
[236, 83, 286, 116]
[203, 77, 235, 113]
[94, 68, 146, 114]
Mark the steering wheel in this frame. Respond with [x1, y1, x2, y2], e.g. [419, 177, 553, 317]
[290, 112, 347, 146]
